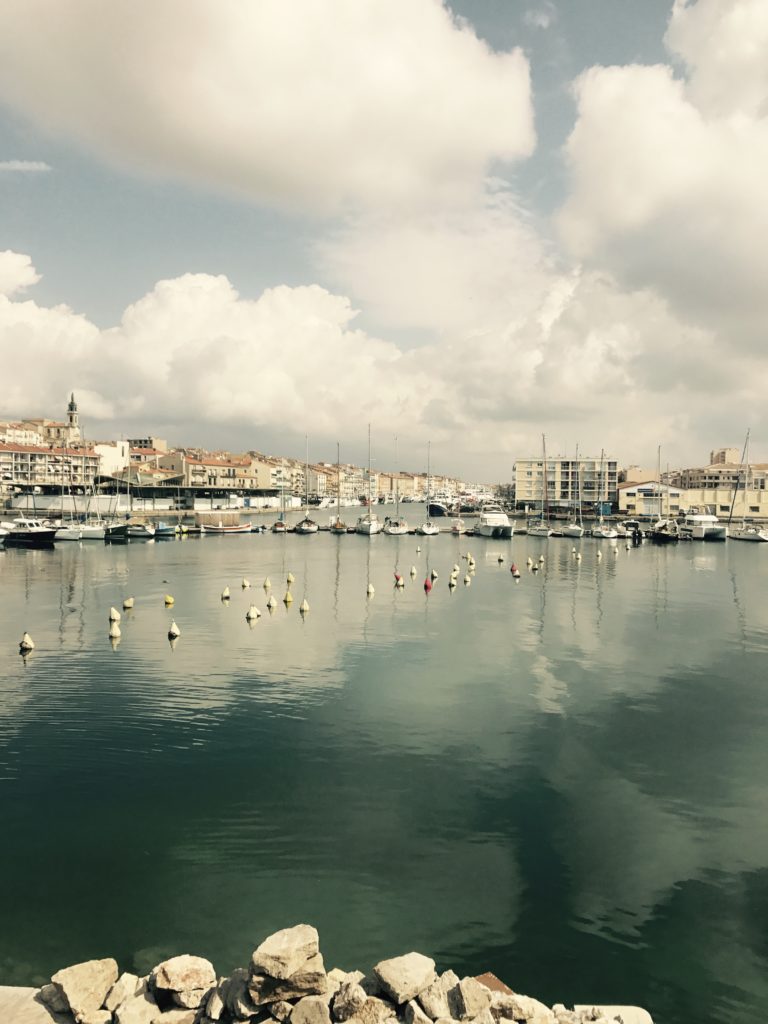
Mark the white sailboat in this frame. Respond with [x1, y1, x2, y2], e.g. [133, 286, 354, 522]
[415, 441, 439, 535]
[728, 430, 768, 541]
[591, 449, 618, 539]
[356, 425, 383, 535]
[295, 435, 319, 535]
[384, 437, 408, 535]
[527, 434, 553, 537]
[329, 442, 348, 534]
[562, 445, 585, 538]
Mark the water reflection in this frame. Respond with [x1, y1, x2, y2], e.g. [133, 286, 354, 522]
[0, 535, 767, 1021]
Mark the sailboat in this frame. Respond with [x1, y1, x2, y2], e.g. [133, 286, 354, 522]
[272, 478, 288, 533]
[295, 436, 319, 534]
[356, 425, 383, 535]
[384, 437, 408, 535]
[650, 445, 679, 544]
[591, 449, 618, 539]
[729, 430, 768, 541]
[562, 445, 585, 538]
[415, 441, 439, 535]
[329, 442, 348, 534]
[527, 434, 553, 537]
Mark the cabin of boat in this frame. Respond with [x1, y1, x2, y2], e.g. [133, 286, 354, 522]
[679, 512, 727, 541]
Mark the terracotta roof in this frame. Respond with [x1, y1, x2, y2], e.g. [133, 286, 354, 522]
[0, 442, 96, 456]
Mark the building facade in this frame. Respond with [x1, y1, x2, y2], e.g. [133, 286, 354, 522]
[514, 454, 619, 511]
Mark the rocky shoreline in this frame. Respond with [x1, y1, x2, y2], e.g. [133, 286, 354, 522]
[18, 924, 651, 1024]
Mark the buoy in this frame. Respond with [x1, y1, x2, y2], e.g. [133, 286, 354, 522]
[110, 635, 121, 651]
[430, 569, 438, 581]
[246, 605, 261, 621]
[576, 552, 582, 561]
[498, 555, 504, 564]
[19, 632, 34, 652]
[287, 572, 295, 585]
[122, 596, 134, 610]
[367, 583, 375, 597]
[424, 577, 432, 593]
[164, 595, 174, 606]
[263, 577, 272, 589]
[396, 577, 405, 589]
[526, 557, 533, 566]
[221, 586, 230, 600]
[266, 595, 277, 610]
[538, 554, 545, 563]
[394, 572, 402, 582]
[299, 599, 309, 614]
[242, 578, 251, 589]
[448, 578, 457, 589]
[597, 550, 603, 560]
[613, 546, 619, 555]
[109, 607, 121, 622]
[168, 620, 180, 639]
[572, 547, 577, 555]
[532, 564, 539, 572]
[625, 542, 631, 551]
[416, 546, 421, 553]
[463, 575, 471, 585]
[409, 566, 417, 577]
[108, 620, 121, 639]
[453, 564, 460, 573]
[283, 590, 293, 604]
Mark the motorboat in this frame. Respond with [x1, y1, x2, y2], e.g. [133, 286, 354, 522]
[679, 513, 727, 541]
[155, 522, 180, 538]
[475, 503, 513, 539]
[3, 516, 58, 548]
[126, 521, 156, 539]
[451, 518, 467, 535]
[356, 512, 383, 535]
[205, 521, 251, 534]
[427, 500, 452, 518]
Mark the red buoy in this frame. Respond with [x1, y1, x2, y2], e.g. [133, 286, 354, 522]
[424, 577, 433, 593]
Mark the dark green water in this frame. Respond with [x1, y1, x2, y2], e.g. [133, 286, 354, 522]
[1, 518, 767, 1023]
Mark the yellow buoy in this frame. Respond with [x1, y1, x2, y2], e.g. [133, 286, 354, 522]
[263, 577, 271, 590]
[246, 605, 261, 621]
[266, 595, 277, 610]
[164, 595, 174, 606]
[122, 596, 135, 610]
[287, 572, 295, 584]
[242, 578, 251, 589]
[367, 583, 375, 597]
[283, 591, 293, 605]
[109, 607, 121, 623]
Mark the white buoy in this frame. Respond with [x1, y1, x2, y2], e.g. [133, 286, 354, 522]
[263, 577, 272, 589]
[299, 599, 310, 614]
[242, 578, 251, 589]
[367, 583, 375, 597]
[416, 546, 421, 553]
[613, 546, 619, 555]
[597, 550, 603, 560]
[164, 594, 174, 606]
[266, 595, 277, 610]
[221, 586, 231, 600]
[287, 572, 295, 584]
[109, 606, 121, 622]
[19, 632, 34, 652]
[409, 565, 417, 577]
[463, 574, 471, 585]
[512, 570, 521, 579]
[538, 554, 545, 563]
[122, 596, 135, 610]
[108, 621, 121, 639]
[576, 552, 582, 561]
[246, 605, 261, 621]
[395, 576, 405, 588]
[283, 590, 293, 605]
[448, 578, 457, 589]
[453, 564, 460, 573]
[572, 547, 577, 555]
[168, 620, 180, 639]
[498, 555, 504, 564]
[532, 564, 539, 572]
[430, 569, 438, 581]
[527, 557, 533, 566]
[626, 542, 631, 550]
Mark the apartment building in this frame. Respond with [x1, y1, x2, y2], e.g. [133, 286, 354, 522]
[514, 454, 618, 510]
[0, 442, 100, 496]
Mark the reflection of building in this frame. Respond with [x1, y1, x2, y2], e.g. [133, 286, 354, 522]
[514, 454, 618, 510]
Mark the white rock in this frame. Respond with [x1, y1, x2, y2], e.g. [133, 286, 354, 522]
[272, 999, 295, 1021]
[51, 958, 118, 1023]
[418, 971, 459, 1020]
[333, 980, 367, 1021]
[249, 953, 327, 1004]
[404, 998, 433, 1024]
[152, 954, 216, 1009]
[114, 988, 161, 1024]
[291, 994, 332, 1024]
[347, 996, 397, 1024]
[373, 953, 436, 1005]
[150, 1009, 197, 1024]
[205, 980, 226, 1021]
[449, 978, 492, 1020]
[105, 973, 142, 1012]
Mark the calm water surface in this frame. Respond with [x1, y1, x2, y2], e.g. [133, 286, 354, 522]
[1, 514, 767, 1023]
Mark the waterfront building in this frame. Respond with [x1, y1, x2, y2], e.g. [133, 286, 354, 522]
[127, 436, 168, 453]
[21, 393, 82, 446]
[0, 441, 99, 498]
[0, 421, 44, 446]
[618, 481, 686, 518]
[513, 453, 618, 512]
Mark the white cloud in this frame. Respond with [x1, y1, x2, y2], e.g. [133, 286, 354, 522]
[523, 4, 556, 31]
[557, 0, 768, 353]
[0, 250, 41, 295]
[0, 0, 534, 214]
[0, 160, 50, 172]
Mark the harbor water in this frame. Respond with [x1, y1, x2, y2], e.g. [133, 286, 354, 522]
[1, 513, 767, 1023]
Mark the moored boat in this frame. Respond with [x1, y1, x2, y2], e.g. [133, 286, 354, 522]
[650, 518, 679, 544]
[205, 521, 252, 534]
[679, 512, 727, 541]
[730, 523, 768, 542]
[475, 503, 513, 539]
[126, 521, 156, 539]
[3, 517, 58, 548]
[356, 426, 383, 535]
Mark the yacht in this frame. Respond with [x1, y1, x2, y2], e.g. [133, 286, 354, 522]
[295, 436, 320, 534]
[475, 503, 513, 539]
[356, 425, 383, 535]
[650, 518, 679, 544]
[416, 441, 440, 535]
[527, 520, 553, 538]
[125, 521, 156, 539]
[679, 512, 727, 541]
[3, 516, 58, 548]
[451, 518, 467, 536]
[730, 523, 768, 542]
[591, 520, 618, 539]
[383, 438, 408, 535]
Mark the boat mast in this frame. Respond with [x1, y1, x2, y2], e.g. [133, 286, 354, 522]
[727, 429, 750, 526]
[394, 435, 400, 520]
[337, 442, 341, 523]
[427, 440, 431, 518]
[541, 434, 548, 523]
[575, 442, 581, 525]
[367, 423, 373, 511]
[304, 434, 309, 517]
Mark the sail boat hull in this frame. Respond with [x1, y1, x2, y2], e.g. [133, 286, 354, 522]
[383, 520, 408, 535]
[561, 524, 584, 538]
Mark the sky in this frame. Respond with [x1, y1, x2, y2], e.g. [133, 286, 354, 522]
[0, 0, 766, 480]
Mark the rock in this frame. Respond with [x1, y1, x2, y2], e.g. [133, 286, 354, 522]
[222, 969, 261, 1020]
[206, 980, 226, 1021]
[40, 983, 70, 1014]
[114, 988, 161, 1024]
[106, 973, 142, 1012]
[272, 1000, 294, 1021]
[251, 925, 320, 981]
[495, 994, 554, 1023]
[151, 1009, 198, 1023]
[349, 996, 397, 1024]
[373, 954, 435, 1005]
[51, 958, 119, 1024]
[249, 953, 327, 1004]
[404, 999, 433, 1024]
[418, 972, 460, 1020]
[333, 981, 367, 1021]
[79, 1011, 111, 1024]
[449, 979, 492, 1021]
[291, 994, 333, 1024]
[152, 954, 216, 1009]
[469, 1011, 495, 1024]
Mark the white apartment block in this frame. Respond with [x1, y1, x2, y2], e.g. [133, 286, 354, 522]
[514, 454, 618, 510]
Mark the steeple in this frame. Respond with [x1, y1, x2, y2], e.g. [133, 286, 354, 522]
[68, 392, 78, 415]
[66, 392, 80, 439]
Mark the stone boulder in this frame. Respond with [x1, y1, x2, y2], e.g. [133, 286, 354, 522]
[114, 987, 161, 1024]
[333, 980, 367, 1021]
[105, 973, 143, 1013]
[404, 999, 433, 1024]
[449, 979, 492, 1021]
[348, 996, 397, 1024]
[291, 994, 333, 1024]
[50, 958, 118, 1023]
[272, 1000, 295, 1021]
[40, 983, 70, 1014]
[251, 925, 320, 980]
[492, 993, 554, 1024]
[150, 1009, 198, 1024]
[373, 954, 435, 1006]
[418, 971, 460, 1020]
[79, 1011, 112, 1024]
[152, 954, 216, 1009]
[222, 968, 261, 1020]
[249, 953, 327, 1005]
